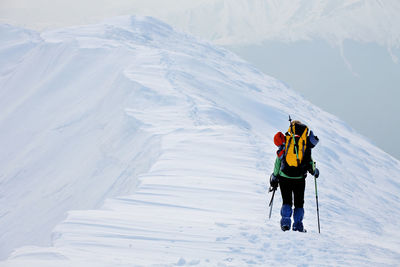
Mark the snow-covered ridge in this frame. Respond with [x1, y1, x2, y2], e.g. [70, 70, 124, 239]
[1, 16, 400, 266]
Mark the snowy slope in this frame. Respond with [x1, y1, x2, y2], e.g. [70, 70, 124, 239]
[1, 16, 400, 266]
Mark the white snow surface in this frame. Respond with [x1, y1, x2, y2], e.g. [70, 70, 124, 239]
[1, 16, 400, 266]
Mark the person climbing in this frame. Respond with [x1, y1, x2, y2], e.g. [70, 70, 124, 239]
[270, 118, 319, 232]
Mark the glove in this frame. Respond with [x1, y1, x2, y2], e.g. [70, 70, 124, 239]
[269, 174, 279, 190]
[313, 168, 320, 178]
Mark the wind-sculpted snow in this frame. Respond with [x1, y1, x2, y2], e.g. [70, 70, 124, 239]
[1, 16, 400, 266]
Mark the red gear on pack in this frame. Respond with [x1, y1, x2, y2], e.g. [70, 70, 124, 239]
[274, 132, 285, 147]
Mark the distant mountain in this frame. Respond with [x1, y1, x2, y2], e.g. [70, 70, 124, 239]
[153, 0, 400, 48]
[2, 0, 399, 48]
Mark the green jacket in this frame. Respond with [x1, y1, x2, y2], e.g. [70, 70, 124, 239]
[273, 156, 315, 179]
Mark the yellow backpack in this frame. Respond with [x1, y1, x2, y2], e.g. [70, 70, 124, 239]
[284, 122, 309, 167]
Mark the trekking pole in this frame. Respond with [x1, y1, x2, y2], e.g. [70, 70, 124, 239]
[314, 171, 321, 233]
[268, 187, 276, 220]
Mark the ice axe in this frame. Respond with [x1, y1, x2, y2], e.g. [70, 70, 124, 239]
[268, 186, 276, 220]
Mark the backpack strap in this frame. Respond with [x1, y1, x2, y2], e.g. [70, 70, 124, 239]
[289, 123, 300, 165]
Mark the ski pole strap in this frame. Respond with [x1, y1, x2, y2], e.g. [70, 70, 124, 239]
[312, 161, 317, 173]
